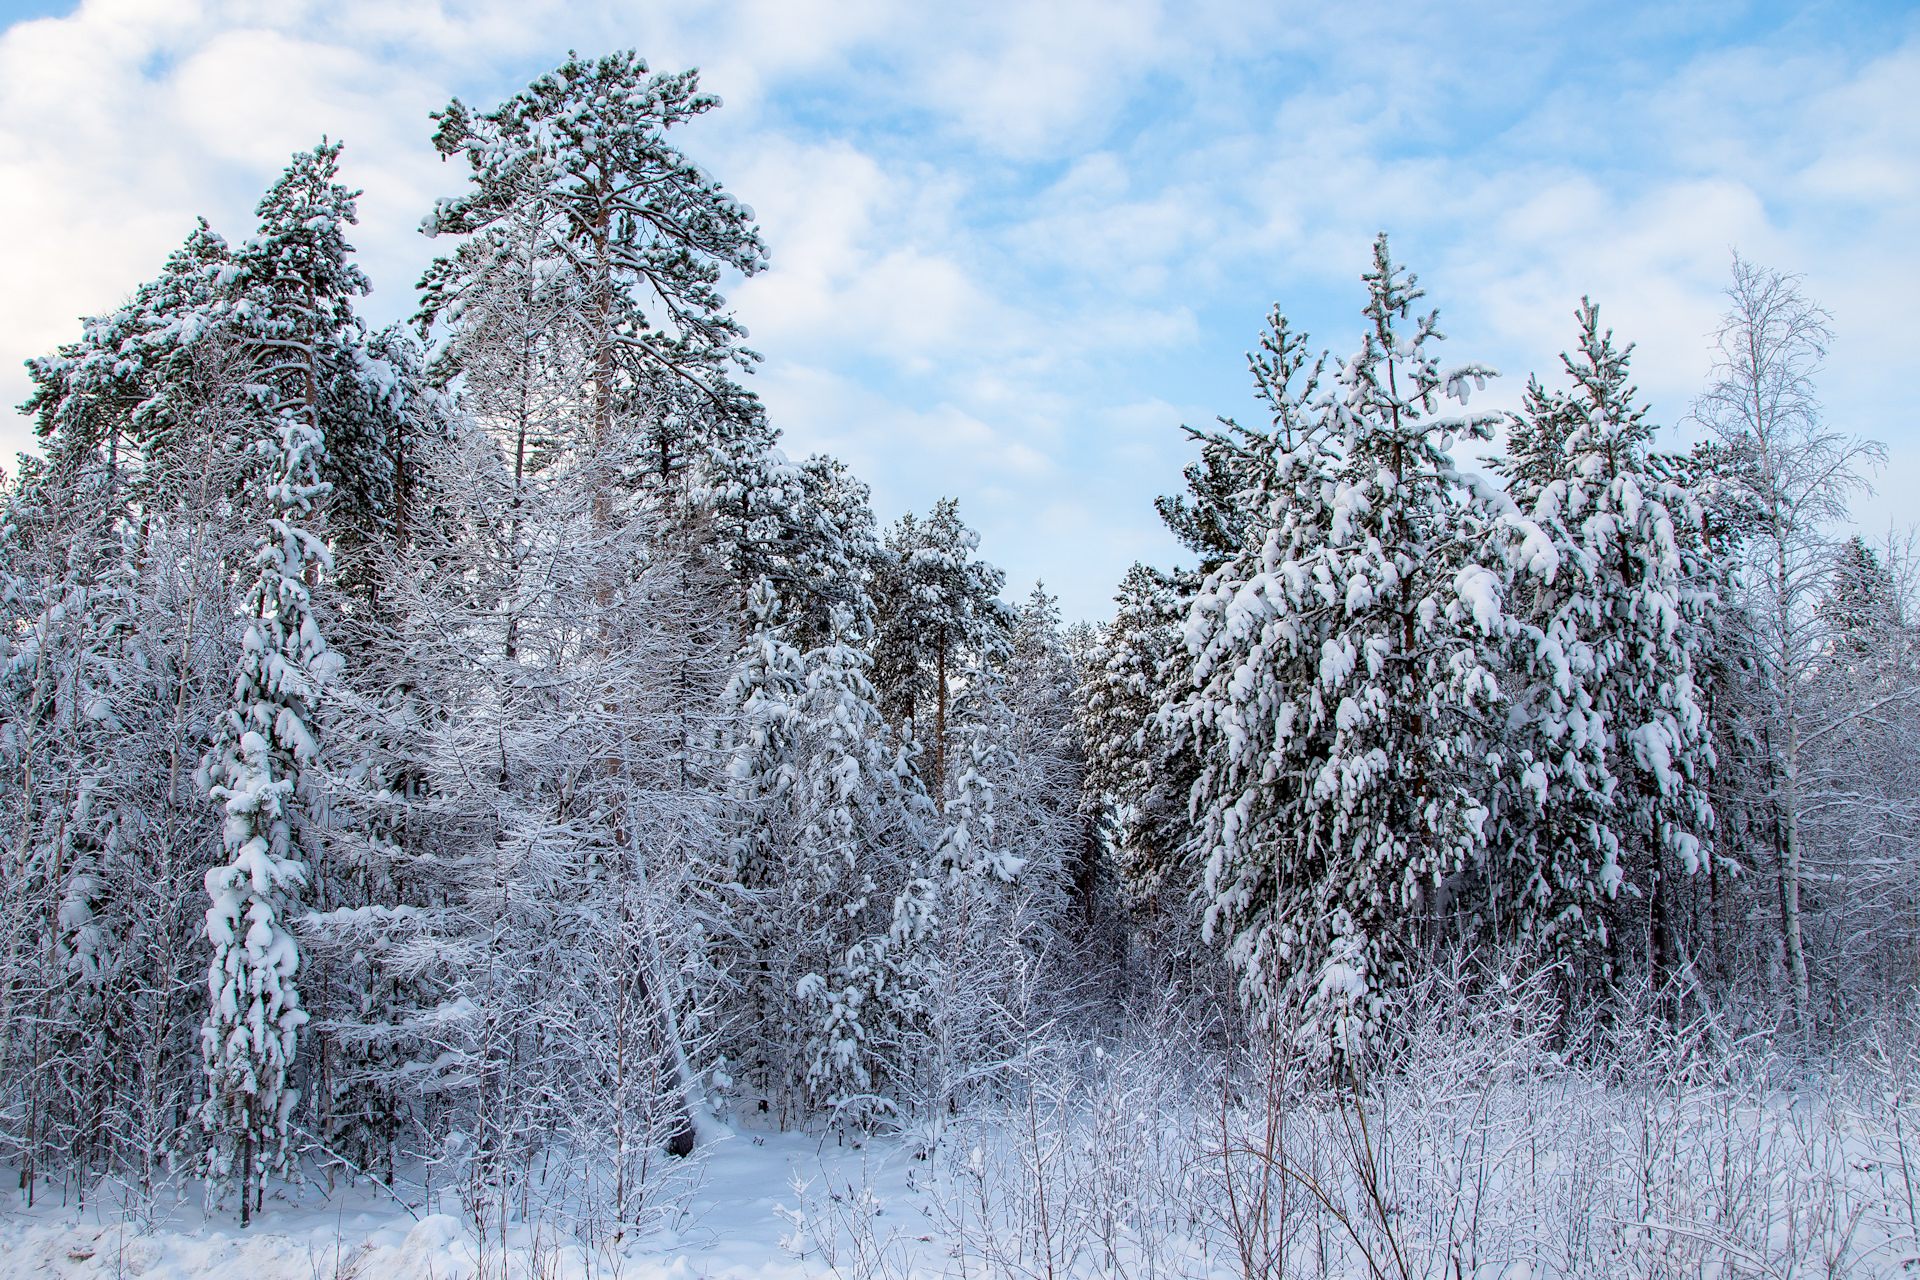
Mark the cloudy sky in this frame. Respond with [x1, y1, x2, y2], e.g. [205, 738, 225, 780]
[2, 0, 1915, 620]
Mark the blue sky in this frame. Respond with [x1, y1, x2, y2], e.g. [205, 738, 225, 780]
[2, 0, 1915, 621]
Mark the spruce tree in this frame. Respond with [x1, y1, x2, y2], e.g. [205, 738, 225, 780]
[1823, 536, 1901, 657]
[189, 141, 401, 1221]
[709, 451, 882, 648]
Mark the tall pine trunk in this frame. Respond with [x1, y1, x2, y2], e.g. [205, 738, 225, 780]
[934, 633, 948, 797]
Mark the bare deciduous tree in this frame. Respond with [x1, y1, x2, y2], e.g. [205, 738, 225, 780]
[1690, 255, 1885, 1039]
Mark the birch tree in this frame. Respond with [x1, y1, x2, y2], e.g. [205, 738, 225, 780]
[1689, 257, 1882, 1039]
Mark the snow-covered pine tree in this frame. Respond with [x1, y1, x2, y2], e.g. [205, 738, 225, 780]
[390, 54, 778, 1180]
[1172, 236, 1519, 1057]
[871, 499, 1014, 796]
[197, 143, 373, 1223]
[985, 585, 1095, 943]
[26, 144, 404, 610]
[927, 728, 1021, 890]
[1495, 374, 1571, 500]
[21, 219, 240, 505]
[419, 49, 771, 502]
[795, 612, 939, 1124]
[1077, 563, 1224, 1004]
[1081, 565, 1192, 900]
[709, 451, 882, 649]
[197, 412, 333, 1225]
[204, 150, 448, 1195]
[1088, 410, 1280, 1004]
[721, 578, 935, 1122]
[1488, 300, 1717, 998]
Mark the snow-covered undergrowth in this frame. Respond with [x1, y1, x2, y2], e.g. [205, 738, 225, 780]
[785, 1008, 1920, 1278]
[6, 994, 1919, 1280]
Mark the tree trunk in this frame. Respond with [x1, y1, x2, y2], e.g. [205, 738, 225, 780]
[1764, 529, 1813, 1045]
[934, 633, 948, 798]
[590, 193, 615, 540]
[1649, 835, 1676, 1020]
[1777, 735, 1813, 1044]
[239, 1129, 253, 1226]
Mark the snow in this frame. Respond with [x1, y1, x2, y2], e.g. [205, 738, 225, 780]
[9, 1055, 1920, 1280]
[3, 1124, 1245, 1280]
[8, 91, 1916, 1280]
[0, 1133, 897, 1280]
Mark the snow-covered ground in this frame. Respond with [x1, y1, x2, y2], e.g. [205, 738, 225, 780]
[5, 1045, 1918, 1280]
[0, 1130, 932, 1280]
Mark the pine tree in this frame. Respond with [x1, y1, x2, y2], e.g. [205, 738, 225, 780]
[21, 219, 239, 506]
[1490, 300, 1717, 995]
[25, 145, 409, 597]
[1172, 235, 1516, 1055]
[1490, 375, 1573, 497]
[929, 727, 1024, 895]
[1080, 564, 1195, 905]
[723, 583, 932, 1119]
[399, 54, 781, 1169]
[198, 411, 335, 1224]
[419, 50, 771, 498]
[871, 499, 1013, 795]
